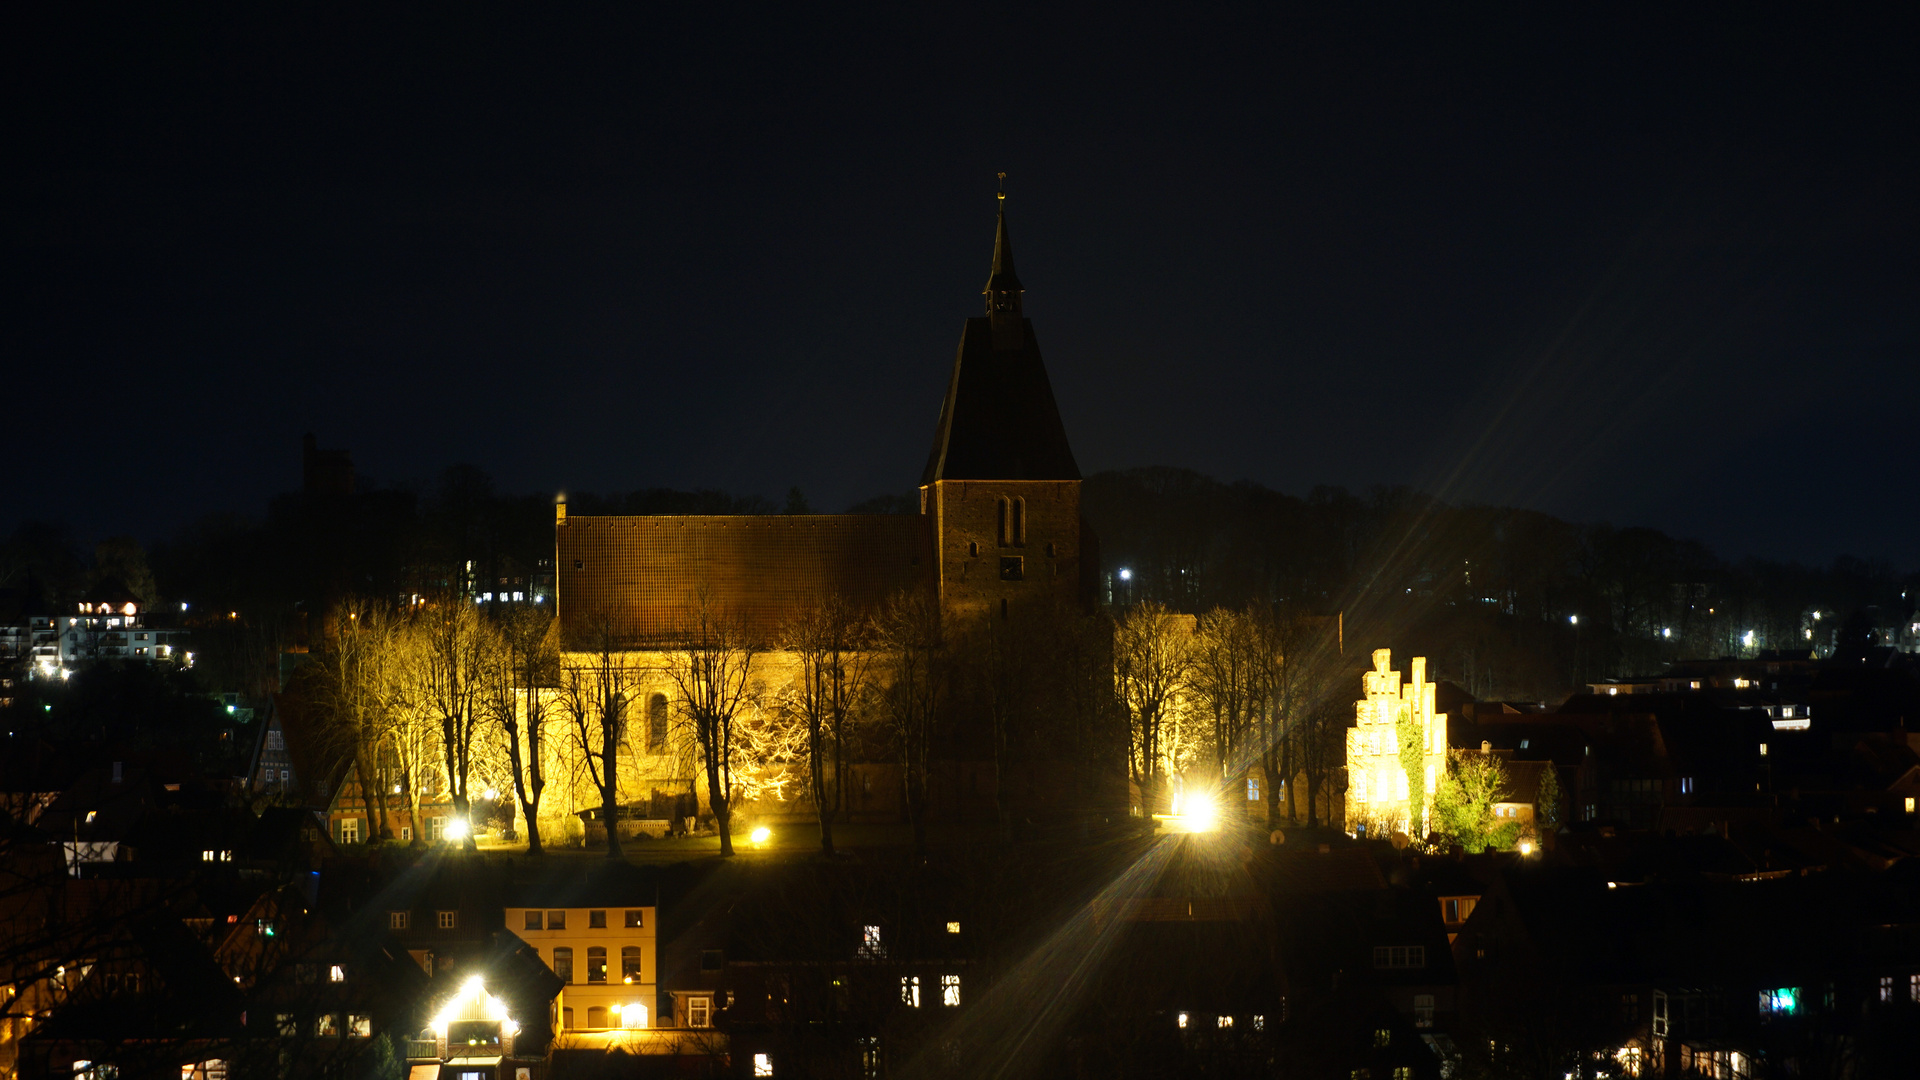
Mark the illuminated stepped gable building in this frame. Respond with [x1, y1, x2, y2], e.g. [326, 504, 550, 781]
[1345, 649, 1449, 840]
[549, 195, 1104, 828]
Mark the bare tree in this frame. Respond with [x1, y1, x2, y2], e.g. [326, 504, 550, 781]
[872, 589, 947, 859]
[778, 593, 874, 855]
[415, 598, 495, 851]
[1113, 601, 1195, 816]
[1191, 606, 1258, 802]
[489, 606, 557, 854]
[311, 601, 399, 841]
[662, 589, 761, 857]
[558, 620, 639, 858]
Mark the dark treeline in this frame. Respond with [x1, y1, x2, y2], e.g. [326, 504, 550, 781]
[1084, 467, 1918, 703]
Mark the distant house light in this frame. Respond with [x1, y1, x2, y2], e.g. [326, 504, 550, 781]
[1569, 615, 1579, 625]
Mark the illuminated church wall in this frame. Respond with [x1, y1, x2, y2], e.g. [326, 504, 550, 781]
[1343, 648, 1448, 841]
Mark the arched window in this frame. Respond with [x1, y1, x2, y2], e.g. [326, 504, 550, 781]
[997, 496, 1011, 547]
[587, 946, 607, 983]
[552, 947, 573, 984]
[622, 945, 643, 983]
[587, 1006, 607, 1030]
[648, 694, 668, 752]
[1011, 497, 1026, 546]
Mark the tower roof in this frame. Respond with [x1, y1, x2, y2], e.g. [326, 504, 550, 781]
[922, 198, 1080, 484]
[983, 199, 1023, 295]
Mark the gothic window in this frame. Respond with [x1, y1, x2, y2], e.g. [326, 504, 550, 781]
[648, 694, 669, 751]
[1011, 497, 1025, 546]
[997, 497, 1011, 547]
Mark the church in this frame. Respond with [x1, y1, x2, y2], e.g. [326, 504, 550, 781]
[548, 195, 1120, 835]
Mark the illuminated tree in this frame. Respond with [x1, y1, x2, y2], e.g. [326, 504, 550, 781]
[1433, 750, 1522, 853]
[413, 598, 496, 851]
[778, 593, 874, 855]
[310, 600, 403, 840]
[1114, 601, 1196, 815]
[1191, 606, 1260, 799]
[557, 619, 641, 859]
[663, 588, 762, 857]
[485, 605, 557, 854]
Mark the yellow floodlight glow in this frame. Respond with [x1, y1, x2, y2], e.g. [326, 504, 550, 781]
[1517, 839, 1535, 856]
[444, 818, 470, 841]
[430, 974, 515, 1037]
[1184, 793, 1219, 833]
[750, 826, 771, 846]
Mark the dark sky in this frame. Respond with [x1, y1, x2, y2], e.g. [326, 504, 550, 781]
[6, 4, 1915, 568]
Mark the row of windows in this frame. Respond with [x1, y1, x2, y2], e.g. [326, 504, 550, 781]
[524, 908, 644, 931]
[276, 1013, 372, 1038]
[542, 945, 644, 984]
[388, 911, 459, 930]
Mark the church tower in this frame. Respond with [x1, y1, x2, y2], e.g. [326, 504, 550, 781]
[921, 191, 1089, 620]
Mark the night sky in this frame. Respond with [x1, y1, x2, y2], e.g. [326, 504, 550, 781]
[7, 5, 1914, 568]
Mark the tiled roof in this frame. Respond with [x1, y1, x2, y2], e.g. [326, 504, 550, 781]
[556, 514, 933, 647]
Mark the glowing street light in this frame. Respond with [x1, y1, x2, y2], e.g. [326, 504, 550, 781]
[444, 818, 470, 842]
[1569, 615, 1579, 625]
[749, 826, 772, 846]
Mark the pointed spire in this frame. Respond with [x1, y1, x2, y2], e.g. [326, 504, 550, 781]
[983, 174, 1023, 315]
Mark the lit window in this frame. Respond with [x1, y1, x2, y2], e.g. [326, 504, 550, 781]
[1251, 1014, 1264, 1030]
[1414, 993, 1434, 1028]
[1217, 1015, 1233, 1028]
[316, 1014, 338, 1037]
[941, 974, 960, 1006]
[552, 947, 573, 983]
[389, 911, 408, 930]
[623, 946, 642, 983]
[277, 1014, 296, 1036]
[1247, 776, 1259, 800]
[588, 947, 607, 983]
[1880, 976, 1894, 1003]
[1176, 1011, 1189, 1029]
[437, 911, 457, 929]
[329, 965, 345, 983]
[348, 1014, 371, 1037]
[1393, 1068, 1412, 1080]
[1373, 1028, 1390, 1047]
[900, 976, 920, 1007]
[1759, 743, 1768, 757]
[753, 1052, 774, 1077]
[859, 925, 885, 959]
[1910, 974, 1919, 1003]
[946, 921, 961, 934]
[686, 996, 712, 1028]
[1907, 797, 1916, 814]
